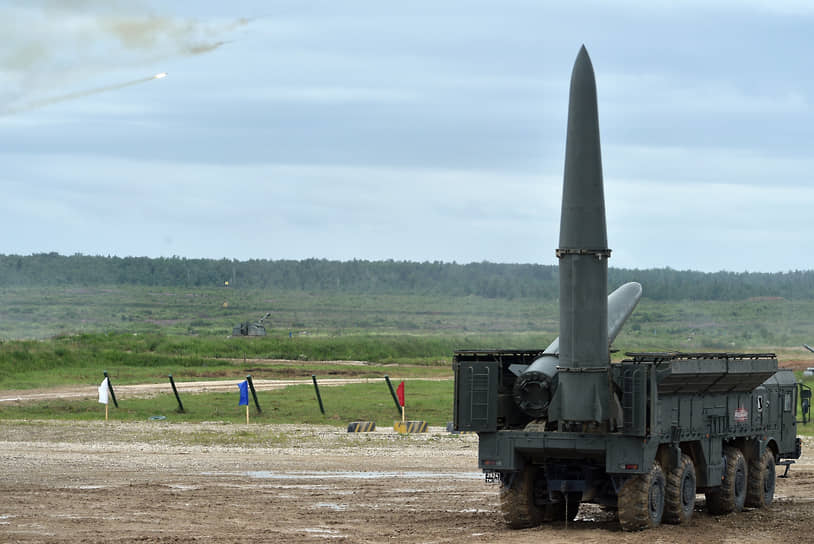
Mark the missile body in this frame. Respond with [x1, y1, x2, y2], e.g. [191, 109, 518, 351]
[514, 282, 641, 418]
[548, 46, 610, 426]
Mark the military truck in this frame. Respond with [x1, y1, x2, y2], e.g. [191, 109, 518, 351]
[454, 349, 802, 529]
[452, 46, 803, 531]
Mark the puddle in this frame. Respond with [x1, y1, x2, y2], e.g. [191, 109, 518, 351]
[77, 485, 107, 490]
[231, 483, 330, 490]
[243, 470, 483, 481]
[301, 527, 345, 539]
[312, 503, 347, 511]
[167, 484, 199, 491]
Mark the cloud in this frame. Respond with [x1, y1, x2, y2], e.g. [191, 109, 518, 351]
[601, 74, 809, 116]
[0, 152, 558, 261]
[606, 175, 814, 271]
[1, 3, 248, 107]
[4, 150, 805, 271]
[604, 144, 814, 187]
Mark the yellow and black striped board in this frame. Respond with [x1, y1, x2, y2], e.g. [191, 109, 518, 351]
[347, 421, 376, 432]
[393, 420, 428, 434]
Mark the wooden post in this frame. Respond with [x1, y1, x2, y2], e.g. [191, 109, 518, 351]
[168, 374, 184, 413]
[103, 371, 118, 408]
[105, 403, 109, 422]
[246, 375, 262, 413]
[384, 375, 402, 414]
[312, 375, 325, 415]
[246, 404, 250, 425]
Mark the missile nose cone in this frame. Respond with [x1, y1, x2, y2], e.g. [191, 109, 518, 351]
[560, 46, 607, 249]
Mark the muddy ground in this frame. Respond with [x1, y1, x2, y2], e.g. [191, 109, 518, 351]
[1, 421, 813, 543]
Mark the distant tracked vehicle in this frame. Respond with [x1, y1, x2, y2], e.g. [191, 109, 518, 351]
[232, 312, 270, 337]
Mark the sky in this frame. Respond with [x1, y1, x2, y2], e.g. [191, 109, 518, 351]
[2, 1, 813, 273]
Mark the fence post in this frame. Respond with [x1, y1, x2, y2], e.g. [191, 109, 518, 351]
[103, 371, 118, 408]
[168, 374, 184, 413]
[312, 375, 325, 415]
[384, 375, 401, 414]
[246, 375, 262, 413]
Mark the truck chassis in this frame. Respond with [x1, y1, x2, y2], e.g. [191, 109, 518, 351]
[453, 350, 801, 530]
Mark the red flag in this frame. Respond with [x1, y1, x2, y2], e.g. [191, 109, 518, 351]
[396, 381, 405, 407]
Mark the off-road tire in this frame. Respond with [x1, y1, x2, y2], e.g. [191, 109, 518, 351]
[745, 448, 775, 508]
[663, 453, 696, 524]
[706, 446, 747, 514]
[500, 466, 544, 529]
[618, 462, 666, 531]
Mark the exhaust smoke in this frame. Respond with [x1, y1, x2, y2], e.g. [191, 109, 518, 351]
[2, 3, 248, 115]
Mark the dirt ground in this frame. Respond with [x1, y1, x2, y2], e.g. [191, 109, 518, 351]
[1, 420, 813, 544]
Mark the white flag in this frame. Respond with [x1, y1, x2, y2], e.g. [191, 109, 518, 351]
[98, 377, 109, 405]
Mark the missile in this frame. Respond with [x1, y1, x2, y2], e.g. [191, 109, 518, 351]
[512, 46, 619, 427]
[551, 45, 611, 425]
[513, 281, 642, 418]
[3, 72, 170, 116]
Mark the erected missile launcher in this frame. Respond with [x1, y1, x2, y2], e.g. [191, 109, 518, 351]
[455, 350, 801, 529]
[452, 46, 802, 531]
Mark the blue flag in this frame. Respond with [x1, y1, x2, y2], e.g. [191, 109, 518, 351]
[238, 380, 249, 406]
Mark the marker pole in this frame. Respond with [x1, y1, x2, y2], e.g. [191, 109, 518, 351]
[312, 375, 325, 415]
[384, 375, 401, 414]
[169, 374, 184, 413]
[246, 375, 262, 413]
[103, 371, 118, 408]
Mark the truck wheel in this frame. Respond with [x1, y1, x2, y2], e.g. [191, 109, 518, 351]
[745, 448, 775, 508]
[706, 446, 747, 514]
[500, 466, 544, 529]
[663, 453, 696, 524]
[618, 462, 666, 531]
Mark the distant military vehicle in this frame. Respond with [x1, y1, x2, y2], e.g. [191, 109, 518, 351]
[803, 345, 814, 377]
[453, 46, 802, 531]
[232, 312, 270, 337]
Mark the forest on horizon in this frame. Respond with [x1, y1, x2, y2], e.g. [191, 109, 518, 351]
[1, 253, 813, 302]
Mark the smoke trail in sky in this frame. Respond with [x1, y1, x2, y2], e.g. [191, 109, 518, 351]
[1, 73, 168, 116]
[2, 3, 249, 110]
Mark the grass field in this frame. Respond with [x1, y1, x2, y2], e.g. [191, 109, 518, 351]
[2, 285, 813, 427]
[0, 381, 454, 427]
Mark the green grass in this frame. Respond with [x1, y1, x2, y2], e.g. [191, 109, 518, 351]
[2, 285, 814, 433]
[0, 356, 453, 391]
[0, 381, 454, 426]
[4, 286, 814, 352]
[0, 286, 561, 339]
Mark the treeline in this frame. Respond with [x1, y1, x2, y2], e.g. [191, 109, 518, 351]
[1, 253, 813, 301]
